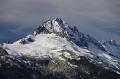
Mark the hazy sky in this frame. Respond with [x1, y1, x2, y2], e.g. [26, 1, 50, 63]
[0, 0, 120, 44]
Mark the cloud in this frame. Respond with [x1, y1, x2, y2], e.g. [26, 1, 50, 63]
[0, 0, 120, 43]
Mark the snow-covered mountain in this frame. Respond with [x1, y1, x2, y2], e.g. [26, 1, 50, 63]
[0, 18, 120, 79]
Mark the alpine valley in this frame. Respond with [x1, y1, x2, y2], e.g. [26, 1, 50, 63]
[0, 18, 120, 79]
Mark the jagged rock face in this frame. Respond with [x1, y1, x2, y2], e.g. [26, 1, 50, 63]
[109, 39, 117, 45]
[0, 48, 8, 56]
[20, 50, 80, 79]
[85, 35, 107, 51]
[33, 18, 108, 52]
[104, 39, 120, 47]
[0, 55, 67, 79]
[102, 39, 120, 59]
[1, 50, 120, 79]
[34, 18, 88, 47]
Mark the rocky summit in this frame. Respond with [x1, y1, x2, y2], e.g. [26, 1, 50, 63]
[0, 18, 120, 79]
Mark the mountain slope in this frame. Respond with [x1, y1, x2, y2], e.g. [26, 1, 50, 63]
[0, 18, 120, 79]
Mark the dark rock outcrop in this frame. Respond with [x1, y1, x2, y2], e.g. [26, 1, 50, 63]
[0, 48, 8, 56]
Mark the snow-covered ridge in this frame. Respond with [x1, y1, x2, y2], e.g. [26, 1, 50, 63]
[33, 18, 108, 52]
[102, 39, 120, 59]
[1, 18, 120, 74]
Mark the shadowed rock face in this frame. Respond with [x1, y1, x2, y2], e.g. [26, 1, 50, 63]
[0, 49, 120, 79]
[0, 48, 8, 56]
[33, 18, 88, 48]
[0, 54, 67, 79]
[33, 18, 107, 52]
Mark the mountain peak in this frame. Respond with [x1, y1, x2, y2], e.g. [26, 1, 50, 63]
[109, 39, 116, 45]
[33, 18, 88, 47]
[54, 18, 63, 23]
[1, 18, 120, 78]
[53, 18, 69, 28]
[34, 18, 69, 35]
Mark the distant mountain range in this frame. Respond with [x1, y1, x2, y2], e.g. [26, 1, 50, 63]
[0, 18, 120, 79]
